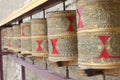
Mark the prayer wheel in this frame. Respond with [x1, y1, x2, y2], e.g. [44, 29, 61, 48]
[47, 10, 78, 62]
[13, 25, 21, 53]
[76, 0, 120, 69]
[3, 28, 8, 50]
[7, 27, 13, 51]
[21, 22, 31, 55]
[31, 19, 48, 57]
[1, 29, 5, 51]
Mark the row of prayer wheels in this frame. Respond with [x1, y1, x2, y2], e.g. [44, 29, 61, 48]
[1, 0, 120, 69]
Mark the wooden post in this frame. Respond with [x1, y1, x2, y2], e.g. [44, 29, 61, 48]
[21, 66, 26, 80]
[0, 28, 4, 80]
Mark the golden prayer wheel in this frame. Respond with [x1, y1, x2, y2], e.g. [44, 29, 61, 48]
[31, 19, 48, 57]
[13, 25, 21, 53]
[76, 0, 120, 69]
[7, 27, 13, 51]
[1, 29, 5, 51]
[21, 22, 31, 55]
[3, 28, 8, 50]
[47, 10, 78, 62]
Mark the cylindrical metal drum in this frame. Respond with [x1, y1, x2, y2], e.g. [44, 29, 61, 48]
[76, 0, 120, 69]
[47, 10, 78, 62]
[3, 28, 8, 50]
[21, 22, 31, 55]
[13, 25, 21, 53]
[7, 27, 13, 51]
[31, 19, 48, 57]
[1, 29, 5, 51]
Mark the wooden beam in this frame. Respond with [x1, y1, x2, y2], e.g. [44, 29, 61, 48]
[0, 0, 63, 27]
[0, 0, 47, 26]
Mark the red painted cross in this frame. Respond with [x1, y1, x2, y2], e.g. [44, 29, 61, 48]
[36, 40, 43, 52]
[98, 36, 120, 58]
[51, 39, 59, 54]
[66, 16, 75, 32]
[77, 8, 84, 28]
[21, 25, 26, 36]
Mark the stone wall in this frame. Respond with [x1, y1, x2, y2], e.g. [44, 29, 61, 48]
[3, 56, 22, 80]
[1, 0, 120, 80]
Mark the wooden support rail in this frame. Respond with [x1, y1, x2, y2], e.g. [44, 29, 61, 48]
[0, 0, 63, 27]
[7, 54, 74, 80]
